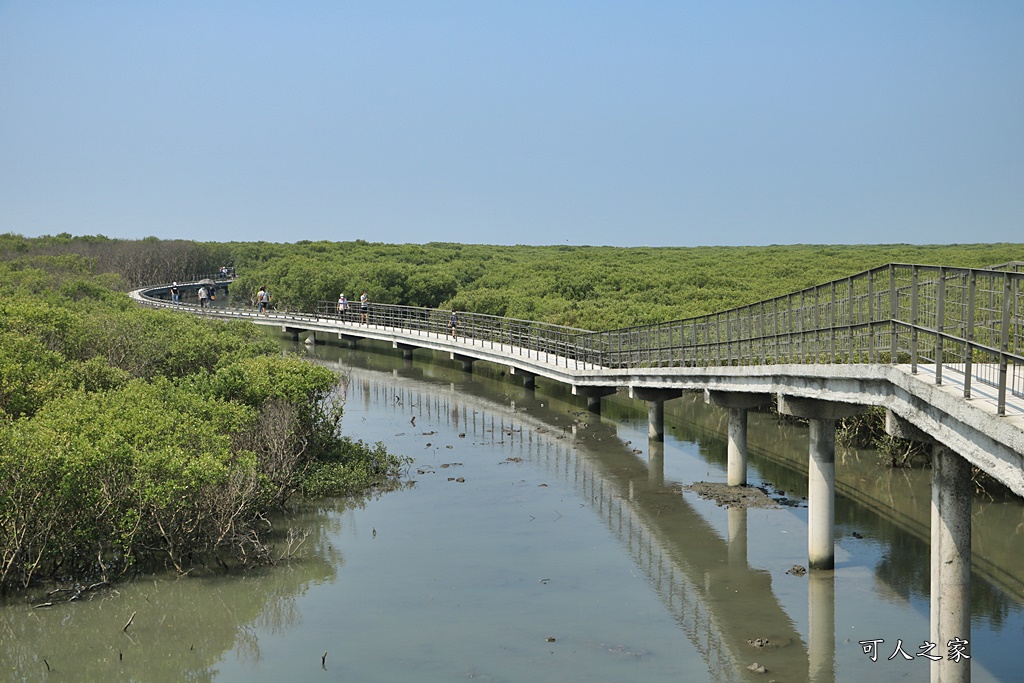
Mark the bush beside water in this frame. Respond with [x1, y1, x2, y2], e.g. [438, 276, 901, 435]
[0, 254, 408, 593]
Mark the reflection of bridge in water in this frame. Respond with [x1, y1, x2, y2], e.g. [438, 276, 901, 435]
[345, 361, 821, 682]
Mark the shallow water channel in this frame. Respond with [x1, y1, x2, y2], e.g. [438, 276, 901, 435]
[2, 336, 1023, 682]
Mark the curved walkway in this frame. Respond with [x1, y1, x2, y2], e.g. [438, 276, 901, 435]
[131, 279, 1024, 497]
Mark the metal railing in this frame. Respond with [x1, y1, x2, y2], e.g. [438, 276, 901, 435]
[145, 262, 1023, 414]
[575, 264, 1023, 414]
[313, 301, 598, 369]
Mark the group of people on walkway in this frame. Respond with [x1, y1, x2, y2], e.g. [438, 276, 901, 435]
[337, 291, 370, 324]
[166, 279, 271, 314]
[172, 280, 461, 334]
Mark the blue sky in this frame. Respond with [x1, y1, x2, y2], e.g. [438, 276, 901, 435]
[1, 1, 1022, 247]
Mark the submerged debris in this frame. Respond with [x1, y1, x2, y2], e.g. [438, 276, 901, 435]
[682, 482, 781, 509]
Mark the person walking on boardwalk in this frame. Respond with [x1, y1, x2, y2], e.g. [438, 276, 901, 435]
[449, 310, 459, 339]
[360, 291, 369, 324]
[197, 285, 209, 309]
[338, 293, 349, 319]
[257, 286, 270, 315]
[170, 282, 180, 304]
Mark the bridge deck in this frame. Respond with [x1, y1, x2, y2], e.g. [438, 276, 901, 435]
[131, 284, 1024, 498]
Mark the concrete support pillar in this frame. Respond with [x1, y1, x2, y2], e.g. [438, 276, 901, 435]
[931, 445, 972, 683]
[574, 385, 618, 415]
[339, 333, 360, 348]
[808, 418, 836, 570]
[282, 326, 300, 342]
[393, 342, 415, 360]
[777, 395, 864, 572]
[727, 408, 748, 486]
[705, 391, 770, 487]
[648, 400, 665, 440]
[630, 387, 683, 441]
[808, 570, 836, 683]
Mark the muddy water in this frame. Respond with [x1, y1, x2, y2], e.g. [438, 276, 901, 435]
[1, 337, 1022, 682]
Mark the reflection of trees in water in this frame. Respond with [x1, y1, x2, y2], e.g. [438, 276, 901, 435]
[0, 495, 385, 681]
[870, 510, 1020, 632]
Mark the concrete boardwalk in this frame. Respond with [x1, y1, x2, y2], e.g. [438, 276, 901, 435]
[132, 290, 1024, 498]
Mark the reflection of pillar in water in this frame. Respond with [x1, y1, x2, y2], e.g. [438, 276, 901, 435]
[575, 385, 617, 415]
[808, 570, 836, 683]
[647, 440, 664, 486]
[930, 444, 971, 683]
[807, 419, 836, 570]
[726, 505, 747, 568]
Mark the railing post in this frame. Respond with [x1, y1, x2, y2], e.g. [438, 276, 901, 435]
[846, 278, 854, 363]
[773, 298, 779, 363]
[693, 319, 699, 366]
[964, 271, 976, 399]
[817, 286, 824, 362]
[760, 301, 766, 363]
[726, 310, 732, 365]
[829, 282, 837, 363]
[610, 325, 618, 368]
[800, 290, 807, 362]
[889, 265, 898, 364]
[935, 267, 946, 385]
[868, 272, 876, 363]
[678, 321, 685, 367]
[660, 324, 667, 368]
[999, 273, 1011, 415]
[787, 294, 794, 363]
[911, 266, 919, 374]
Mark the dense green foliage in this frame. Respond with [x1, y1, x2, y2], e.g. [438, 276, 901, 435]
[0, 253, 408, 592]
[5, 232, 1020, 330]
[222, 240, 1023, 329]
